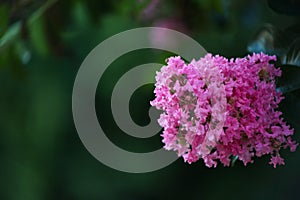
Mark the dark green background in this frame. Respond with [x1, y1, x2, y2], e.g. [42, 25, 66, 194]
[0, 0, 299, 199]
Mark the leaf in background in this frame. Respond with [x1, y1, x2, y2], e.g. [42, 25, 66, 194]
[27, 16, 50, 56]
[0, 0, 58, 56]
[26, 0, 59, 56]
[14, 38, 31, 65]
[230, 155, 239, 167]
[247, 23, 290, 57]
[282, 38, 300, 67]
[27, 0, 58, 25]
[60, 1, 101, 60]
[0, 21, 21, 50]
[276, 64, 300, 94]
[267, 0, 300, 16]
[0, 5, 9, 36]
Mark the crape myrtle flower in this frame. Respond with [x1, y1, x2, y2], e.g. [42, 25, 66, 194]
[151, 53, 298, 168]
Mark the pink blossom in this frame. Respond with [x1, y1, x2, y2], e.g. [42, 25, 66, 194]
[151, 53, 297, 168]
[269, 154, 285, 168]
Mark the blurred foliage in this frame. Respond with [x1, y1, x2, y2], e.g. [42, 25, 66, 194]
[0, 0, 300, 200]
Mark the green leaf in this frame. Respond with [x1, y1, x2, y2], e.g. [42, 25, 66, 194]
[0, 21, 21, 50]
[0, 5, 9, 36]
[27, 0, 58, 26]
[282, 38, 300, 67]
[230, 155, 239, 167]
[247, 23, 290, 57]
[27, 15, 50, 56]
[14, 39, 31, 65]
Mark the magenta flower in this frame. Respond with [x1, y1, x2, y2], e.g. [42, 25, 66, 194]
[151, 53, 298, 168]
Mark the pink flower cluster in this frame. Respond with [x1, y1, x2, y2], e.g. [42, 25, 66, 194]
[150, 53, 298, 168]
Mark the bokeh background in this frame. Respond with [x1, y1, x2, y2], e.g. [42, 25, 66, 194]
[1, 0, 300, 199]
